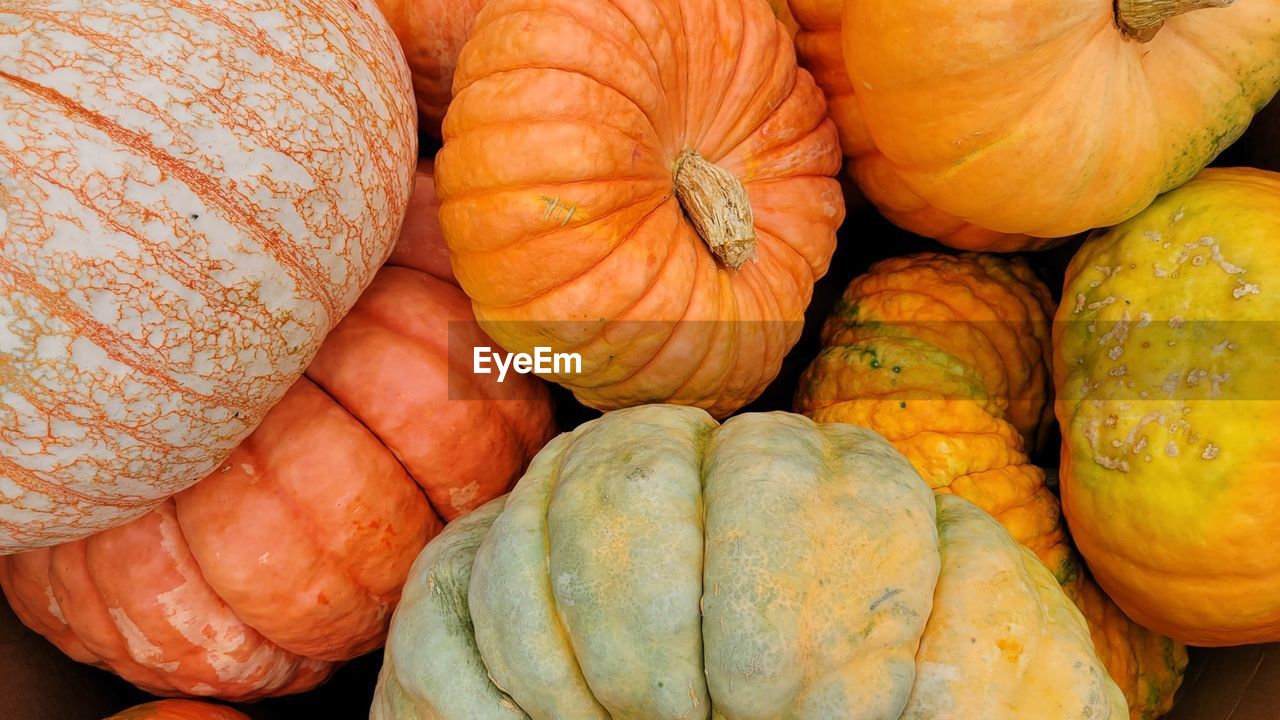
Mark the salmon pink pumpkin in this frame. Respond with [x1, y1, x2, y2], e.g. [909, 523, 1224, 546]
[375, 0, 488, 136]
[0, 0, 417, 552]
[0, 163, 555, 700]
[106, 700, 248, 720]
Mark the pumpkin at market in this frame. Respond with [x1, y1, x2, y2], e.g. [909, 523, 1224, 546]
[795, 252, 1186, 719]
[0, 162, 556, 701]
[1056, 167, 1280, 647]
[105, 700, 248, 720]
[436, 0, 845, 418]
[371, 405, 1126, 719]
[788, 0, 1280, 250]
[0, 0, 418, 553]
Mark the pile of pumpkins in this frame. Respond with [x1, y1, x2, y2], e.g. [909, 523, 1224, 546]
[1, 0, 1277, 718]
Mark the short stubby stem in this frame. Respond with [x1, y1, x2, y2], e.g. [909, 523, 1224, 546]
[1116, 0, 1238, 42]
[673, 148, 757, 270]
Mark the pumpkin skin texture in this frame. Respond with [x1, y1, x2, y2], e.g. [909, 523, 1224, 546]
[795, 253, 1185, 719]
[371, 405, 1125, 720]
[106, 700, 249, 720]
[1056, 168, 1280, 647]
[374, 0, 488, 136]
[107, 696, 249, 712]
[787, 0, 1032, 251]
[437, 0, 844, 419]
[0, 0, 417, 553]
[0, 163, 556, 700]
[841, 0, 1280, 245]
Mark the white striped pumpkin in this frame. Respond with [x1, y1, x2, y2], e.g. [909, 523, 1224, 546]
[0, 0, 417, 552]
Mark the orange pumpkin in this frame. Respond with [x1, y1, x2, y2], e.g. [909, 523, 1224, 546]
[796, 253, 1186, 719]
[437, 0, 844, 418]
[0, 163, 555, 701]
[0, 0, 417, 553]
[106, 700, 248, 720]
[789, 0, 1280, 250]
[375, 0, 488, 136]
[839, 0, 1280, 247]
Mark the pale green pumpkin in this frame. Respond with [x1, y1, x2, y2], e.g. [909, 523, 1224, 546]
[373, 405, 1125, 720]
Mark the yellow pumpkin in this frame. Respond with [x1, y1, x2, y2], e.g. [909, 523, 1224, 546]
[1056, 167, 1280, 646]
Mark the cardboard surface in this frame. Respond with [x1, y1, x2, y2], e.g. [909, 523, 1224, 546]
[0, 68, 1276, 720]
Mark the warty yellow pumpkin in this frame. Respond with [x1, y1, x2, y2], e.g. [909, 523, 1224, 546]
[796, 252, 1186, 718]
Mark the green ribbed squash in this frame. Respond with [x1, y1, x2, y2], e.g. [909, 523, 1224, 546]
[371, 405, 1125, 720]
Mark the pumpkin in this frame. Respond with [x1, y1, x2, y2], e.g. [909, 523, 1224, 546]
[836, 0, 1280, 248]
[0, 162, 556, 700]
[371, 405, 1126, 719]
[436, 0, 844, 418]
[375, 0, 488, 136]
[1056, 167, 1280, 646]
[0, 0, 417, 553]
[795, 253, 1185, 719]
[106, 700, 248, 720]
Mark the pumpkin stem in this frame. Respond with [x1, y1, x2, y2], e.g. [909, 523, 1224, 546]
[1115, 0, 1237, 42]
[673, 148, 757, 270]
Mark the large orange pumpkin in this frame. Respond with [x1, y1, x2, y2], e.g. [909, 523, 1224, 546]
[790, 0, 1280, 250]
[106, 700, 248, 720]
[0, 163, 556, 700]
[796, 253, 1186, 718]
[437, 0, 844, 418]
[842, 0, 1280, 245]
[0, 0, 417, 552]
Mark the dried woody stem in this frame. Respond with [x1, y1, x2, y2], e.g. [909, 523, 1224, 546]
[1116, 0, 1238, 42]
[673, 148, 757, 270]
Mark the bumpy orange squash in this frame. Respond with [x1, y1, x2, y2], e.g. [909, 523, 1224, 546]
[0, 163, 555, 700]
[106, 700, 248, 720]
[0, 0, 417, 552]
[796, 253, 1185, 719]
[373, 405, 1125, 719]
[1056, 168, 1280, 646]
[437, 0, 844, 418]
[840, 0, 1280, 247]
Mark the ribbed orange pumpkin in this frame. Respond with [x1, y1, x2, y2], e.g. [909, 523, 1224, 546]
[375, 0, 488, 136]
[437, 0, 844, 418]
[0, 0, 418, 553]
[796, 253, 1186, 719]
[840, 0, 1280, 248]
[0, 163, 556, 701]
[106, 700, 248, 720]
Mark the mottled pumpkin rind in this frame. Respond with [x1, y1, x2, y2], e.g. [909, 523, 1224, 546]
[1055, 167, 1280, 646]
[374, 405, 1124, 719]
[0, 0, 418, 551]
[0, 163, 555, 701]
